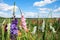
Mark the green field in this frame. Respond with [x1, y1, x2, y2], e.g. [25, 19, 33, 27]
[0, 17, 60, 40]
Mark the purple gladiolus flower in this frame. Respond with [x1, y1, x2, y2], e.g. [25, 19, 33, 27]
[10, 18, 18, 40]
[12, 18, 18, 25]
[10, 18, 18, 35]
[10, 24, 18, 35]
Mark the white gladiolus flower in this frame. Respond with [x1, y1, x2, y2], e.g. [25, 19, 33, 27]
[51, 27, 56, 33]
[50, 23, 56, 33]
[50, 24, 53, 30]
[42, 19, 45, 32]
[52, 28, 56, 33]
[31, 26, 37, 34]
[6, 23, 11, 30]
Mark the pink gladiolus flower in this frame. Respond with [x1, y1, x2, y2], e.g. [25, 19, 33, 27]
[21, 15, 29, 32]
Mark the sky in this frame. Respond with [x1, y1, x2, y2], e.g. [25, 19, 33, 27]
[0, 0, 60, 18]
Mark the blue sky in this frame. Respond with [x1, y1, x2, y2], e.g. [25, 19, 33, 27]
[0, 0, 60, 18]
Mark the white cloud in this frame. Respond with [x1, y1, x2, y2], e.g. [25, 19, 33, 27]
[0, 12, 12, 18]
[24, 12, 37, 18]
[0, 11, 21, 18]
[0, 3, 38, 18]
[40, 11, 48, 14]
[38, 7, 60, 18]
[52, 13, 60, 18]
[13, 12, 38, 18]
[38, 8, 50, 15]
[54, 7, 60, 12]
[0, 3, 19, 18]
[0, 3, 18, 12]
[38, 8, 51, 12]
[33, 0, 56, 7]
[16, 7, 60, 18]
[0, 4, 38, 18]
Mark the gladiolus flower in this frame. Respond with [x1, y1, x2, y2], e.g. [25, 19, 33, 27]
[21, 15, 29, 32]
[50, 23, 56, 33]
[10, 18, 18, 40]
[31, 26, 37, 34]
[41, 19, 45, 32]
[10, 18, 18, 35]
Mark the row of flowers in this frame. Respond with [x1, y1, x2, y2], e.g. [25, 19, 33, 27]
[1, 18, 60, 40]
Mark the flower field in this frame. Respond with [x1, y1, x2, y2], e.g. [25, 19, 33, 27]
[0, 18, 60, 40]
